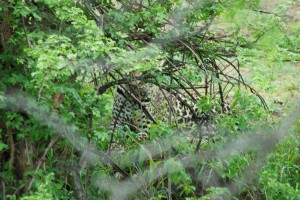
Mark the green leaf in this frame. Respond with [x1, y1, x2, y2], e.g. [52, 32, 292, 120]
[0, 140, 8, 151]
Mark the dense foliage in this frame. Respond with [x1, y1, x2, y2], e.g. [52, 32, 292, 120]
[0, 0, 300, 199]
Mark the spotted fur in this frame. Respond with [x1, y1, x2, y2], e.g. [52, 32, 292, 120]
[111, 82, 230, 142]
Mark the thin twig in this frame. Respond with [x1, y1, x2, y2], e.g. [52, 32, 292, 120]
[8, 127, 14, 169]
[21, 17, 32, 48]
[168, 77, 173, 200]
[84, 112, 93, 200]
[2, 177, 6, 200]
[26, 133, 60, 192]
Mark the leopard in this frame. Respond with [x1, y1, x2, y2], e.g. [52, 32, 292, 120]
[110, 81, 230, 147]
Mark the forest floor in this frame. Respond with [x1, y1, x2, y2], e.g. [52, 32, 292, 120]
[247, 1, 300, 118]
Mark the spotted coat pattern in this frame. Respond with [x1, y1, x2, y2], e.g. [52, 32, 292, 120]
[111, 83, 229, 141]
